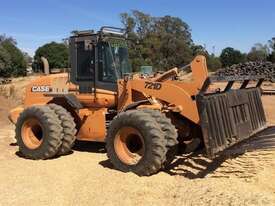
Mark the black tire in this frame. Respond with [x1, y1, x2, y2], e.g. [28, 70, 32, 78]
[106, 110, 166, 176]
[15, 105, 63, 159]
[48, 104, 77, 155]
[141, 109, 178, 167]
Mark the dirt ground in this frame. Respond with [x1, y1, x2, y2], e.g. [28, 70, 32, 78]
[0, 77, 274, 206]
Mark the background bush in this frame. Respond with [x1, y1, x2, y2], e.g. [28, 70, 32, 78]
[0, 35, 27, 77]
[34, 42, 68, 71]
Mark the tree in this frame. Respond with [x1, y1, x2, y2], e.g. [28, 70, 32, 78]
[23, 52, 32, 65]
[120, 11, 194, 71]
[0, 34, 16, 45]
[220, 47, 245, 67]
[1, 41, 27, 76]
[207, 54, 222, 71]
[247, 43, 269, 61]
[0, 35, 27, 77]
[120, 13, 136, 33]
[120, 12, 144, 72]
[270, 52, 275, 63]
[0, 44, 12, 76]
[132, 10, 153, 39]
[34, 42, 69, 70]
[152, 15, 193, 69]
[268, 37, 275, 63]
[268, 37, 275, 50]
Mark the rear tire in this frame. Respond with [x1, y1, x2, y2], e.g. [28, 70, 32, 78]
[48, 104, 77, 155]
[106, 110, 166, 176]
[15, 105, 63, 159]
[141, 109, 178, 167]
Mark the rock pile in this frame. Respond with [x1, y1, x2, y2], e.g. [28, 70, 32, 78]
[214, 61, 275, 82]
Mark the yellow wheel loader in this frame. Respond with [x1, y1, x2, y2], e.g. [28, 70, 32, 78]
[9, 27, 267, 176]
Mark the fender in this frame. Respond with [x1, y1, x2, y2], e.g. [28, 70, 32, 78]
[121, 100, 150, 112]
[8, 107, 24, 124]
[48, 94, 83, 109]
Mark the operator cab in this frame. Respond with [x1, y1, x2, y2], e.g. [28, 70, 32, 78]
[69, 27, 131, 92]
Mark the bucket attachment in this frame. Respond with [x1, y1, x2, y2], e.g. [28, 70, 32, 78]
[197, 75, 267, 158]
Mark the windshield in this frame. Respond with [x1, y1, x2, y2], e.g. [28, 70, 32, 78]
[98, 39, 131, 82]
[107, 39, 132, 77]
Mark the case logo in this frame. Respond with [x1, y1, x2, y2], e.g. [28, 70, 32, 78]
[31, 86, 50, 92]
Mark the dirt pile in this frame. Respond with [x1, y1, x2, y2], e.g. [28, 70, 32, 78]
[0, 75, 37, 104]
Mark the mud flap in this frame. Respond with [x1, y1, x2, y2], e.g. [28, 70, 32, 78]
[197, 87, 267, 158]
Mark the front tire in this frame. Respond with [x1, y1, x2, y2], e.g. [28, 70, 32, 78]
[15, 106, 63, 159]
[141, 109, 178, 167]
[48, 104, 77, 155]
[106, 110, 166, 176]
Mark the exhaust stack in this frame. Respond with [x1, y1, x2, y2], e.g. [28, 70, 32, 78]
[41, 56, 49, 75]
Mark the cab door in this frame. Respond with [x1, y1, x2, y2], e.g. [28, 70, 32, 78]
[69, 36, 96, 93]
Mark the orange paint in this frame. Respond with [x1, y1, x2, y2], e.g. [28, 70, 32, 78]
[9, 55, 210, 142]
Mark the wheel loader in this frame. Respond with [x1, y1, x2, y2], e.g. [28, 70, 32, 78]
[9, 27, 267, 176]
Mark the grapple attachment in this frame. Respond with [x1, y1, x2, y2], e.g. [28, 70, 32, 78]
[197, 76, 267, 158]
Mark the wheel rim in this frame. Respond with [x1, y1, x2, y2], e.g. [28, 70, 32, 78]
[21, 118, 43, 149]
[114, 127, 145, 165]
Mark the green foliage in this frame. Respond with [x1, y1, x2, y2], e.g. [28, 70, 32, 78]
[120, 13, 136, 33]
[23, 52, 32, 64]
[0, 34, 16, 45]
[247, 43, 269, 61]
[220, 47, 245, 67]
[120, 10, 194, 71]
[268, 38, 275, 63]
[207, 54, 222, 71]
[2, 41, 27, 71]
[268, 37, 275, 50]
[0, 44, 12, 73]
[270, 52, 275, 63]
[0, 36, 27, 77]
[34, 42, 68, 69]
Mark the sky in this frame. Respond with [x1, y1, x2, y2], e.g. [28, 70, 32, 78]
[0, 0, 274, 56]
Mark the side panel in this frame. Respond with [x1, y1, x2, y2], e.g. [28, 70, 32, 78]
[77, 108, 107, 142]
[197, 88, 267, 158]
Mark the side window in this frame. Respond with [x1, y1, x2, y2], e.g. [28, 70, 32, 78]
[98, 43, 117, 83]
[76, 41, 95, 81]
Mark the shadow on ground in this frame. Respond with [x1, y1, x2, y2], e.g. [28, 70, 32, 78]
[164, 126, 275, 179]
[12, 126, 275, 177]
[98, 127, 275, 177]
[13, 140, 106, 160]
[15, 150, 74, 160]
[73, 140, 106, 153]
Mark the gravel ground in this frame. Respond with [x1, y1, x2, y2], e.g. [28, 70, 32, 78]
[0, 123, 274, 206]
[0, 84, 275, 206]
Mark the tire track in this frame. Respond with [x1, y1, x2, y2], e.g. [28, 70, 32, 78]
[208, 129, 275, 179]
[167, 127, 275, 181]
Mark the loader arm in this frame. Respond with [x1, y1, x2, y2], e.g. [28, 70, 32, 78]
[117, 55, 209, 123]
